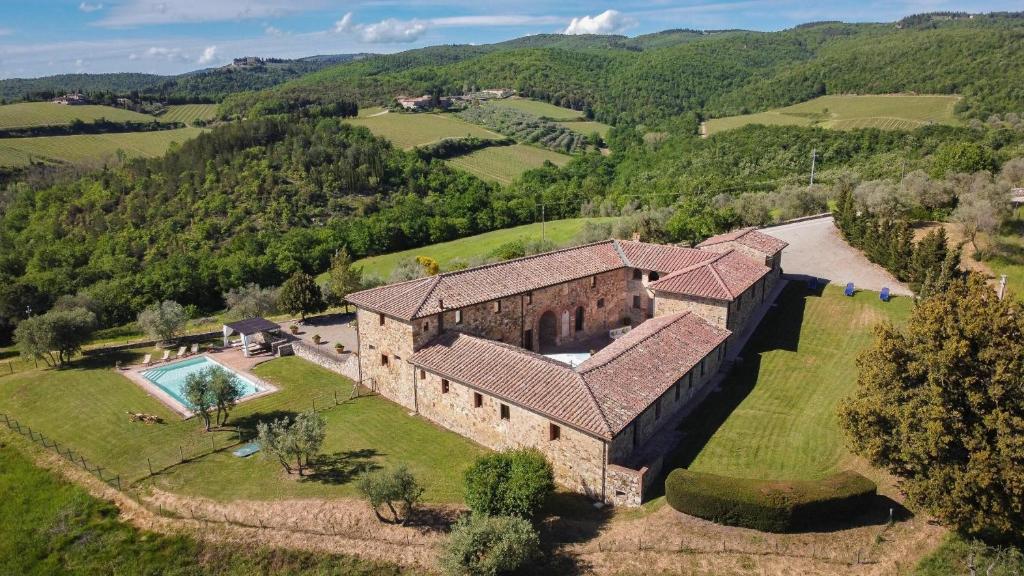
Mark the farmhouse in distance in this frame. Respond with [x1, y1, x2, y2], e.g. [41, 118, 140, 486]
[347, 229, 786, 504]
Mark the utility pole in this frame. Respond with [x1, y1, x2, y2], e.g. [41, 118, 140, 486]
[541, 204, 546, 244]
[809, 148, 817, 188]
[998, 274, 1008, 300]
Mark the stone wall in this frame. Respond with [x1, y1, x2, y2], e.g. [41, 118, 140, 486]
[414, 368, 610, 498]
[654, 293, 729, 329]
[606, 464, 648, 507]
[356, 308, 417, 409]
[291, 340, 359, 380]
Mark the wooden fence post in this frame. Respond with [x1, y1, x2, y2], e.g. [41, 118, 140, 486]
[179, 445, 184, 462]
[148, 458, 153, 476]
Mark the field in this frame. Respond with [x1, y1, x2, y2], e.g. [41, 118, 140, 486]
[557, 120, 612, 138]
[0, 102, 158, 129]
[445, 143, 570, 184]
[0, 354, 482, 503]
[346, 112, 501, 149]
[328, 217, 616, 281]
[673, 284, 912, 480]
[0, 127, 206, 167]
[486, 97, 584, 120]
[705, 94, 962, 135]
[158, 104, 218, 124]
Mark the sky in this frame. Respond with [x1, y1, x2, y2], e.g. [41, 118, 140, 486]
[0, 0, 1020, 79]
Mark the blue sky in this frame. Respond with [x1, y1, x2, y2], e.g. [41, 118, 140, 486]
[0, 0, 1019, 78]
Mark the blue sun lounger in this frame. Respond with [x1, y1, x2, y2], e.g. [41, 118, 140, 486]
[880, 287, 890, 302]
[232, 441, 261, 458]
[844, 282, 855, 297]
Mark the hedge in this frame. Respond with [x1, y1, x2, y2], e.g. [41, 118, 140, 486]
[664, 469, 877, 532]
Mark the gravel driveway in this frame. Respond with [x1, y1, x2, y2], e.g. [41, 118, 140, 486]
[761, 217, 912, 296]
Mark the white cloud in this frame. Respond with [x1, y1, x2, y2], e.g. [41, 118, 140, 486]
[95, 0, 316, 27]
[144, 46, 189, 62]
[264, 25, 285, 36]
[430, 14, 564, 27]
[197, 45, 218, 64]
[79, 2, 104, 12]
[563, 9, 634, 35]
[334, 12, 427, 44]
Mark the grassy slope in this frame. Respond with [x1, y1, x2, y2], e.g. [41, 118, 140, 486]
[485, 97, 584, 120]
[0, 127, 206, 167]
[159, 104, 218, 124]
[346, 112, 501, 149]
[445, 143, 570, 184]
[705, 94, 961, 135]
[557, 120, 612, 138]
[0, 354, 481, 503]
[0, 102, 157, 129]
[984, 210, 1024, 302]
[329, 217, 615, 281]
[0, 441, 411, 575]
[677, 284, 912, 480]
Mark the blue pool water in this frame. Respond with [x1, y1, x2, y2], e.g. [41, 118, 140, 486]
[141, 356, 263, 409]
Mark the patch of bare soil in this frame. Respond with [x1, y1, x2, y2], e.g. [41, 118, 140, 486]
[913, 221, 994, 278]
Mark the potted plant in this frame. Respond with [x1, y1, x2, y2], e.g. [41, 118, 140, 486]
[289, 324, 299, 335]
[335, 342, 345, 354]
[312, 334, 322, 345]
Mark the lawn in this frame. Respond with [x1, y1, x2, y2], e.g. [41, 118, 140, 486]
[0, 127, 206, 167]
[0, 441, 412, 575]
[672, 283, 912, 481]
[445, 143, 570, 184]
[0, 354, 482, 503]
[0, 102, 157, 129]
[324, 217, 616, 281]
[705, 94, 961, 135]
[486, 98, 584, 120]
[346, 112, 501, 149]
[159, 104, 218, 124]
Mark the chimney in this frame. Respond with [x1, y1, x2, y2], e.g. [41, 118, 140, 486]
[631, 232, 641, 242]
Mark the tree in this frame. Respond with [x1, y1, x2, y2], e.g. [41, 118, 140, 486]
[208, 367, 243, 426]
[137, 300, 187, 344]
[278, 272, 325, 321]
[357, 464, 425, 524]
[838, 275, 1024, 542]
[953, 174, 1011, 256]
[324, 247, 363, 308]
[440, 514, 540, 576]
[14, 307, 96, 367]
[464, 449, 554, 520]
[223, 283, 278, 319]
[183, 370, 215, 431]
[256, 410, 325, 476]
[415, 255, 440, 275]
[931, 142, 995, 178]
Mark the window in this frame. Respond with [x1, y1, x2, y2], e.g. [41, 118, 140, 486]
[632, 295, 641, 309]
[419, 369, 426, 379]
[526, 292, 533, 305]
[649, 271, 660, 281]
[473, 392, 483, 408]
[455, 309, 463, 324]
[380, 354, 389, 366]
[688, 371, 694, 391]
[493, 300, 501, 313]
[441, 379, 450, 394]
[700, 358, 705, 376]
[423, 321, 429, 332]
[378, 313, 385, 326]
[597, 298, 605, 309]
[574, 307, 584, 331]
[633, 269, 643, 280]
[655, 399, 662, 420]
[549, 423, 561, 441]
[368, 344, 376, 350]
[523, 329, 533, 350]
[500, 404, 510, 420]
[591, 275, 597, 288]
[674, 382, 680, 401]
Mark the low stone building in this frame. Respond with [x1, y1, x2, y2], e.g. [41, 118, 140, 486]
[347, 232, 786, 505]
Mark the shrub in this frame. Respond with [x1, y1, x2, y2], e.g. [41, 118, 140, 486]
[664, 469, 876, 532]
[357, 464, 424, 525]
[464, 449, 554, 520]
[441, 515, 539, 576]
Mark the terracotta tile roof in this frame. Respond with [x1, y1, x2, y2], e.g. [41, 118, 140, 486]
[578, 312, 731, 433]
[410, 312, 730, 438]
[616, 239, 716, 272]
[649, 249, 770, 301]
[347, 239, 737, 320]
[696, 227, 788, 257]
[409, 332, 613, 437]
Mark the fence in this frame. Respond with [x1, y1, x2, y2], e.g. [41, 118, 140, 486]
[1, 412, 121, 491]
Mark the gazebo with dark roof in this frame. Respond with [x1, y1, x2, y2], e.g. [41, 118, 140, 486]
[222, 317, 280, 357]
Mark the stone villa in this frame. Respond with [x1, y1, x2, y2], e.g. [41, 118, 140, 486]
[346, 229, 787, 505]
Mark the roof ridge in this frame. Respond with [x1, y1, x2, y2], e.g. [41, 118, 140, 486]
[698, 226, 755, 247]
[346, 273, 433, 299]
[611, 239, 632, 267]
[409, 275, 443, 319]
[649, 250, 724, 285]
[707, 260, 734, 298]
[574, 372, 614, 437]
[577, 312, 692, 374]
[431, 239, 616, 282]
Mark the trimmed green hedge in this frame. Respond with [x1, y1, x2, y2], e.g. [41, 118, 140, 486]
[665, 469, 876, 532]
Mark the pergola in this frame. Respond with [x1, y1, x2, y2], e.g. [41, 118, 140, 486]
[222, 317, 280, 357]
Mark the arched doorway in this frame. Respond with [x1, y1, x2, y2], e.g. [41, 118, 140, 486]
[539, 311, 558, 350]
[574, 306, 585, 332]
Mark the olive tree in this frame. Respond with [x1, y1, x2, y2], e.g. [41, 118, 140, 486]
[441, 515, 540, 576]
[357, 464, 425, 524]
[256, 410, 326, 476]
[183, 370, 215, 431]
[137, 300, 187, 344]
[14, 307, 97, 367]
[223, 283, 279, 319]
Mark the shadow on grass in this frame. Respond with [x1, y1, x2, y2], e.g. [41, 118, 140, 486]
[302, 448, 380, 485]
[229, 410, 300, 441]
[535, 491, 610, 575]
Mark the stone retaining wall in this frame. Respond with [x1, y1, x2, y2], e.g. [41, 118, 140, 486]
[291, 340, 359, 381]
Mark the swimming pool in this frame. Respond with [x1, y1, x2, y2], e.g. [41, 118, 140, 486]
[141, 356, 265, 410]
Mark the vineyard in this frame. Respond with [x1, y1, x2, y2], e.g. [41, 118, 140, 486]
[0, 102, 157, 129]
[0, 127, 206, 167]
[159, 104, 219, 124]
[445, 143, 569, 184]
[458, 105, 591, 153]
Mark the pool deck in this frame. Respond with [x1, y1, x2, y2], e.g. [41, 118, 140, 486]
[119, 347, 278, 419]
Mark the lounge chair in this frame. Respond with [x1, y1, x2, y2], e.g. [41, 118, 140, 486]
[190, 343, 199, 355]
[141, 354, 152, 366]
[176, 346, 186, 359]
[160, 350, 170, 362]
[844, 282, 855, 297]
[880, 287, 890, 302]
